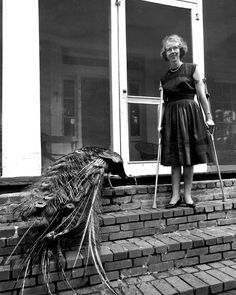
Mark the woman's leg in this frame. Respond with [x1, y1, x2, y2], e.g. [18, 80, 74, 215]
[183, 165, 194, 204]
[169, 166, 181, 203]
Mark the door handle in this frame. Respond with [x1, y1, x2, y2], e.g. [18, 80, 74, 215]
[122, 89, 127, 99]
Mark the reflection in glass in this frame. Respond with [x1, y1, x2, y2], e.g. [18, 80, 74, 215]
[129, 103, 158, 161]
[129, 104, 140, 137]
[39, 0, 111, 169]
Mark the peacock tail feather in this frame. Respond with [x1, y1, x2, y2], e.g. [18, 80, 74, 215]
[10, 146, 128, 295]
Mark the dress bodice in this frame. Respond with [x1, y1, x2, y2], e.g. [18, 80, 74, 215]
[161, 63, 197, 102]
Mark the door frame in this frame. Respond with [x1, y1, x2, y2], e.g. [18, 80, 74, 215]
[111, 0, 205, 176]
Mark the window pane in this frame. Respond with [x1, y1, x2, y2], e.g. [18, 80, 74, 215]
[126, 0, 192, 97]
[203, 0, 236, 169]
[39, 0, 111, 169]
[129, 103, 158, 161]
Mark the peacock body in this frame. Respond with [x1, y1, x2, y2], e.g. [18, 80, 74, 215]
[11, 146, 129, 295]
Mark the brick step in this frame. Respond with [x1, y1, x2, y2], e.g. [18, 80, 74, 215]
[74, 258, 236, 295]
[101, 179, 236, 213]
[1, 199, 236, 262]
[2, 224, 236, 294]
[0, 178, 235, 294]
[100, 199, 236, 242]
[1, 199, 236, 250]
[0, 179, 236, 222]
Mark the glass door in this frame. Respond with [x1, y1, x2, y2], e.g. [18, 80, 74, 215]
[118, 0, 204, 176]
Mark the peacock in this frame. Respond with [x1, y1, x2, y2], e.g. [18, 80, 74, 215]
[10, 146, 132, 295]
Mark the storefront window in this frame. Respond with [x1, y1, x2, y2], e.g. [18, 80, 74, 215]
[203, 0, 236, 170]
[39, 0, 110, 169]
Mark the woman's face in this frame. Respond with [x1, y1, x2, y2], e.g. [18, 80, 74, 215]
[165, 40, 180, 62]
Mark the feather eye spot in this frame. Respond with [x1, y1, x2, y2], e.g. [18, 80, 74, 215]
[44, 195, 54, 201]
[65, 203, 75, 210]
[46, 231, 55, 240]
[35, 201, 46, 208]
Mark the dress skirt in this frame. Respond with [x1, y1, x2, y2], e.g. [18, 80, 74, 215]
[161, 98, 215, 167]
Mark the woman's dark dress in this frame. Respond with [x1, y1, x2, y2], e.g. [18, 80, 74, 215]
[160, 63, 214, 167]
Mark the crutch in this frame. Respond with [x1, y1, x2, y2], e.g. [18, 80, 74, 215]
[202, 78, 226, 201]
[152, 82, 164, 209]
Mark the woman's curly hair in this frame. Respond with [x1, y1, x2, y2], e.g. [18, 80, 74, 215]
[160, 34, 188, 61]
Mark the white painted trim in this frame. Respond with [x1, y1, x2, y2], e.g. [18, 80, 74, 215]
[140, 0, 196, 9]
[117, 0, 129, 165]
[192, 0, 207, 173]
[2, 0, 41, 176]
[128, 96, 160, 105]
[110, 0, 121, 153]
[191, 0, 205, 76]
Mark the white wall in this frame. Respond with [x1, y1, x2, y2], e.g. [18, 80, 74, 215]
[2, 0, 41, 176]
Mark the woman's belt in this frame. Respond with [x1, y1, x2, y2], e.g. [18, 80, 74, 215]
[165, 94, 195, 103]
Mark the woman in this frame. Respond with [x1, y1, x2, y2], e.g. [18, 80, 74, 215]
[160, 34, 215, 208]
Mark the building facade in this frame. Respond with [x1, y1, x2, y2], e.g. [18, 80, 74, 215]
[1, 0, 236, 179]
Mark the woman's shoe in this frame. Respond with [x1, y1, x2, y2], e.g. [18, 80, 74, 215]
[165, 198, 182, 209]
